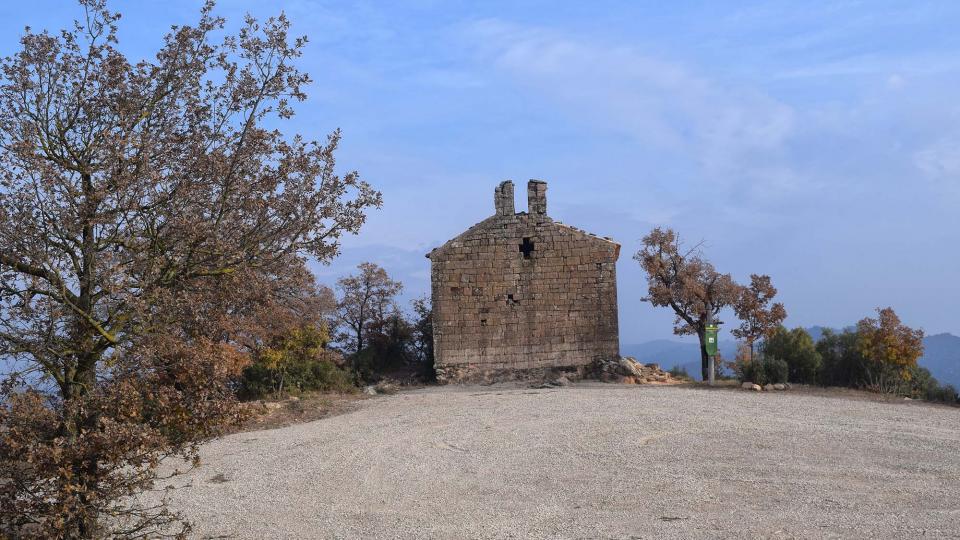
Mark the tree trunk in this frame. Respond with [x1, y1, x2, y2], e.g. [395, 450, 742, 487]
[697, 328, 710, 381]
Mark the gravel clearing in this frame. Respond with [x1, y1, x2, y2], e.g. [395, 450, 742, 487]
[152, 384, 960, 539]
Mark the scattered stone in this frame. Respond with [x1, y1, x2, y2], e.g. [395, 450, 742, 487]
[751, 384, 762, 392]
[619, 357, 645, 377]
[592, 356, 676, 385]
[374, 382, 399, 395]
[554, 376, 571, 387]
[264, 402, 282, 411]
[741, 382, 754, 390]
[363, 386, 377, 396]
[763, 384, 775, 392]
[774, 383, 786, 391]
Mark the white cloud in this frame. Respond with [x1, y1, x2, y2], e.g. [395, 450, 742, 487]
[463, 19, 795, 182]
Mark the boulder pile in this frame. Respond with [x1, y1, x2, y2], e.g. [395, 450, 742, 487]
[594, 356, 679, 385]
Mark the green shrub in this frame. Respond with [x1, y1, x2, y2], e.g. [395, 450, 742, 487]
[737, 356, 788, 385]
[906, 365, 959, 403]
[240, 324, 355, 399]
[763, 357, 789, 384]
[817, 329, 867, 387]
[763, 327, 821, 384]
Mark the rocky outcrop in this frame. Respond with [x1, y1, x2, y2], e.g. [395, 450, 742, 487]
[593, 356, 679, 384]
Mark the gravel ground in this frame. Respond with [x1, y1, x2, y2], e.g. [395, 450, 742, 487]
[151, 384, 960, 539]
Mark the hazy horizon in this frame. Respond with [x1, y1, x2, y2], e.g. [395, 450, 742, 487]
[4, 1, 957, 342]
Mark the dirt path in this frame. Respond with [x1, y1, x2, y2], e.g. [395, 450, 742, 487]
[151, 384, 960, 539]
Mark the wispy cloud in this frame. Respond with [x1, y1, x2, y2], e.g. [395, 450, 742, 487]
[462, 19, 798, 193]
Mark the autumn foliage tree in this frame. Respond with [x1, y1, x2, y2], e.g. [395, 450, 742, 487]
[732, 274, 787, 361]
[635, 228, 739, 380]
[856, 307, 924, 392]
[0, 2, 379, 537]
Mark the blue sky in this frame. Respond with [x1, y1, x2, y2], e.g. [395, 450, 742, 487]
[2, 1, 959, 343]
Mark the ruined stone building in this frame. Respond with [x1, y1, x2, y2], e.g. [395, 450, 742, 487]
[427, 180, 621, 383]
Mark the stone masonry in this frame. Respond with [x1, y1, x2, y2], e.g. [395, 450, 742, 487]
[427, 180, 621, 383]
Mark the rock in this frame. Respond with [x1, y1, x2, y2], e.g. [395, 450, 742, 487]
[264, 402, 282, 411]
[773, 383, 786, 390]
[618, 357, 644, 377]
[751, 384, 762, 392]
[363, 386, 377, 396]
[763, 384, 775, 392]
[554, 376, 571, 387]
[741, 382, 754, 389]
[619, 376, 636, 385]
[375, 382, 399, 395]
[784, 383, 792, 390]
[287, 396, 300, 401]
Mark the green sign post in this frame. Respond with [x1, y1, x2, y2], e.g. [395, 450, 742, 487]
[705, 325, 719, 357]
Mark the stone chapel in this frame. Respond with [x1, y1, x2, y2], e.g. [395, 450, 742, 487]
[426, 180, 621, 383]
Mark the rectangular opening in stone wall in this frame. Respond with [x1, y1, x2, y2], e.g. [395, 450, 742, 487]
[507, 293, 518, 305]
[480, 319, 487, 326]
[450, 286, 460, 293]
[519, 237, 534, 259]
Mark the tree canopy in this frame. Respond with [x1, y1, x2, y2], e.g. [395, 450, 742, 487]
[635, 227, 739, 380]
[0, 2, 379, 536]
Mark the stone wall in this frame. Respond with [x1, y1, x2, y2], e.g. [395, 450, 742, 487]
[428, 180, 620, 383]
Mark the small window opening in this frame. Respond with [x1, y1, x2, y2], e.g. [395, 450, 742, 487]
[519, 237, 535, 258]
[506, 293, 518, 305]
[480, 319, 488, 326]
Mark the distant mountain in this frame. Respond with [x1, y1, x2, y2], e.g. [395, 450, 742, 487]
[918, 333, 960, 389]
[623, 330, 960, 387]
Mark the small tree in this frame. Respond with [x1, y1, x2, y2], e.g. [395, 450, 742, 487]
[763, 327, 821, 384]
[334, 262, 403, 356]
[635, 228, 739, 380]
[410, 295, 436, 380]
[856, 307, 924, 393]
[816, 328, 866, 387]
[732, 274, 787, 361]
[239, 323, 353, 399]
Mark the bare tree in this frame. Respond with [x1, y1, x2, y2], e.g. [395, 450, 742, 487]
[334, 262, 403, 355]
[732, 274, 787, 361]
[0, 2, 380, 537]
[634, 228, 739, 380]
